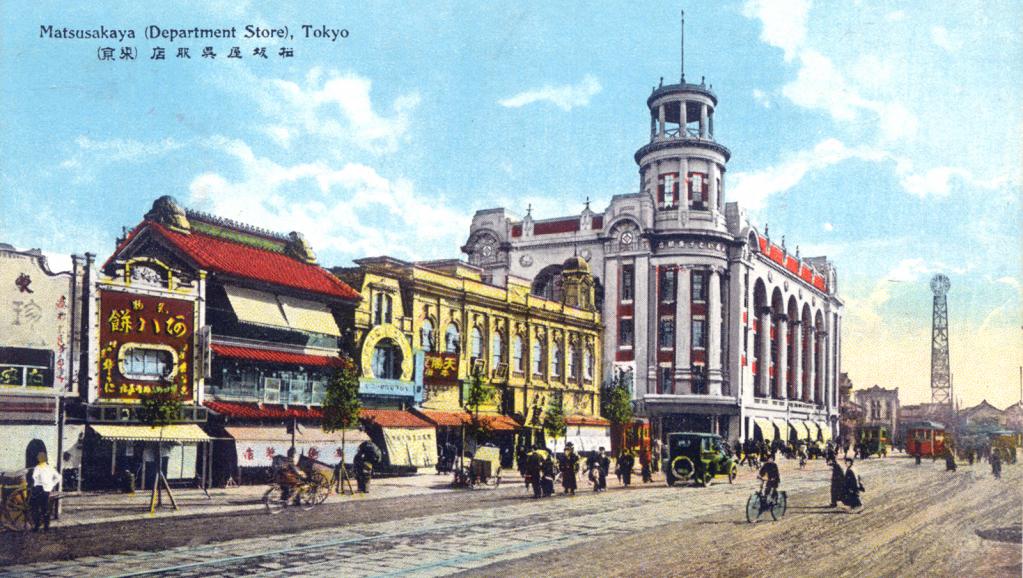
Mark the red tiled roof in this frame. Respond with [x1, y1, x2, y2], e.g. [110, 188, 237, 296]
[205, 400, 324, 420]
[360, 409, 433, 428]
[566, 415, 610, 427]
[211, 343, 342, 367]
[414, 410, 521, 431]
[147, 222, 360, 300]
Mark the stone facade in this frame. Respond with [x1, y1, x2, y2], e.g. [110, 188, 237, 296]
[854, 385, 900, 442]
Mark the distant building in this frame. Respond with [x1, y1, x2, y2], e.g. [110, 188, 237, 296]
[838, 373, 862, 446]
[958, 400, 1005, 428]
[1004, 403, 1023, 432]
[854, 385, 900, 443]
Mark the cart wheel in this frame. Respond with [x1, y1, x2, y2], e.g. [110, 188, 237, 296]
[2, 488, 32, 532]
[745, 492, 762, 523]
[310, 473, 332, 505]
[263, 485, 286, 515]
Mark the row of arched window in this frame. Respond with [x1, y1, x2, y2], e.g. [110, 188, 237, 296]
[419, 319, 594, 382]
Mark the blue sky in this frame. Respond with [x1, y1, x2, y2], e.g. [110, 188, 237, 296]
[2, 1, 1020, 407]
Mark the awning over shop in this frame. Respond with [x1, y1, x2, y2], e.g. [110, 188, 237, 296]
[90, 424, 210, 443]
[565, 415, 611, 427]
[753, 418, 775, 442]
[381, 427, 438, 468]
[205, 400, 327, 419]
[806, 421, 821, 442]
[817, 421, 832, 442]
[225, 426, 368, 467]
[224, 285, 291, 330]
[792, 421, 810, 440]
[360, 409, 433, 429]
[771, 418, 788, 440]
[414, 410, 520, 432]
[210, 344, 342, 368]
[551, 424, 611, 453]
[278, 295, 341, 337]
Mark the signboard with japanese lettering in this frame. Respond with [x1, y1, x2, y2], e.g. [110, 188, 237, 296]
[97, 290, 195, 400]
[422, 352, 459, 386]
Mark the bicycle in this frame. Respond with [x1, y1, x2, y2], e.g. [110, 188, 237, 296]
[263, 474, 330, 514]
[745, 479, 787, 523]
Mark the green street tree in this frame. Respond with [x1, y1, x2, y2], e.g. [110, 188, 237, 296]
[322, 355, 361, 494]
[601, 372, 634, 451]
[464, 366, 496, 445]
[136, 391, 184, 514]
[542, 397, 567, 444]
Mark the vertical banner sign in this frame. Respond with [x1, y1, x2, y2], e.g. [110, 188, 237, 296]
[98, 290, 195, 400]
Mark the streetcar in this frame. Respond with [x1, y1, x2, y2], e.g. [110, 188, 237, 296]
[857, 425, 891, 457]
[905, 421, 946, 458]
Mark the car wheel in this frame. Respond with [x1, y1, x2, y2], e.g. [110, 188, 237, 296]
[670, 456, 695, 481]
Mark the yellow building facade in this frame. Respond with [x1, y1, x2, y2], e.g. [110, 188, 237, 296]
[335, 257, 603, 425]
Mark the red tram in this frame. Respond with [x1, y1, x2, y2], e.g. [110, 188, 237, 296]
[905, 421, 946, 457]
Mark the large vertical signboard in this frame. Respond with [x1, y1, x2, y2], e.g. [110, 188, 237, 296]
[98, 290, 195, 400]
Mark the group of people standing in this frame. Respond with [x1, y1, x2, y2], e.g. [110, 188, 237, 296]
[829, 458, 865, 509]
[519, 443, 653, 499]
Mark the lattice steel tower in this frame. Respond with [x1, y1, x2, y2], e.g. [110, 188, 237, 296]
[929, 274, 952, 405]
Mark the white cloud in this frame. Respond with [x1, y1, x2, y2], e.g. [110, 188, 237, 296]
[729, 138, 893, 209]
[498, 75, 601, 111]
[930, 26, 960, 52]
[188, 137, 470, 262]
[741, 0, 811, 62]
[255, 68, 420, 154]
[752, 88, 771, 108]
[996, 276, 1020, 289]
[822, 222, 834, 232]
[59, 136, 185, 183]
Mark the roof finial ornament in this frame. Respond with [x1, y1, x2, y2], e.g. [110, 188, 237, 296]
[526, 203, 532, 217]
[584, 196, 591, 210]
[680, 9, 686, 83]
[781, 235, 786, 251]
[796, 245, 801, 258]
[659, 76, 664, 88]
[764, 223, 769, 238]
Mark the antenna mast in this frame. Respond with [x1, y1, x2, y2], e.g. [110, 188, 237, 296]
[929, 274, 952, 406]
[680, 9, 686, 83]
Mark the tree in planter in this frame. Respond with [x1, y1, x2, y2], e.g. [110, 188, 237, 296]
[321, 355, 361, 495]
[601, 372, 634, 453]
[460, 365, 496, 476]
[136, 391, 183, 514]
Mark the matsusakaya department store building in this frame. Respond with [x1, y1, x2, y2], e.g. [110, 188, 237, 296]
[463, 69, 843, 445]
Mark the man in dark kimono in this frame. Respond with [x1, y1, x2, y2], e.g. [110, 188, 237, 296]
[829, 460, 845, 507]
[561, 442, 580, 495]
[990, 450, 1002, 479]
[842, 458, 863, 509]
[944, 448, 957, 471]
[525, 447, 544, 498]
[617, 449, 635, 487]
[587, 447, 610, 492]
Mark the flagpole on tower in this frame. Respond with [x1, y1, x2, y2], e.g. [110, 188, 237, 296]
[680, 9, 686, 83]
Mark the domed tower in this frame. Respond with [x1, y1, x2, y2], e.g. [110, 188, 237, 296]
[635, 12, 731, 233]
[561, 255, 595, 311]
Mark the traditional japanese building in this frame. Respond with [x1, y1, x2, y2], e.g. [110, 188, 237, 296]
[82, 196, 361, 487]
[334, 256, 608, 461]
[0, 244, 89, 480]
[462, 46, 842, 445]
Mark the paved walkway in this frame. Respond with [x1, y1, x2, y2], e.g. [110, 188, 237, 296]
[50, 470, 531, 528]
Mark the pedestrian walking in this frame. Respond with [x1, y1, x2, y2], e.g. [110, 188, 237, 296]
[967, 451, 974, 466]
[617, 449, 635, 487]
[841, 458, 864, 509]
[990, 451, 1002, 479]
[651, 439, 661, 473]
[944, 449, 957, 472]
[29, 452, 61, 532]
[587, 447, 610, 492]
[829, 460, 845, 507]
[540, 448, 556, 497]
[639, 447, 653, 483]
[525, 447, 544, 498]
[914, 447, 922, 465]
[561, 443, 580, 495]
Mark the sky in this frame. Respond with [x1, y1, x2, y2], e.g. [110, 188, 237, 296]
[1, 1, 1020, 408]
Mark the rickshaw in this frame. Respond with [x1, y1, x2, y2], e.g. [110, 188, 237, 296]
[905, 422, 946, 458]
[857, 425, 890, 457]
[263, 455, 333, 514]
[663, 432, 737, 487]
[454, 445, 502, 489]
[1, 470, 32, 532]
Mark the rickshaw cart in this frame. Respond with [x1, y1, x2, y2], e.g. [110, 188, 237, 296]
[297, 455, 337, 502]
[455, 446, 502, 489]
[1, 470, 31, 532]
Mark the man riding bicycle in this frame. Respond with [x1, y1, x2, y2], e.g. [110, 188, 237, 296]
[758, 453, 781, 500]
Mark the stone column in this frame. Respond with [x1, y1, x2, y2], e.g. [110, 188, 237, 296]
[806, 327, 816, 403]
[680, 99, 688, 135]
[776, 314, 788, 399]
[709, 109, 714, 138]
[700, 103, 708, 138]
[679, 158, 690, 212]
[650, 112, 657, 140]
[791, 319, 802, 401]
[675, 267, 692, 394]
[758, 309, 771, 397]
[658, 104, 666, 138]
[708, 163, 719, 214]
[634, 256, 650, 392]
[707, 268, 723, 395]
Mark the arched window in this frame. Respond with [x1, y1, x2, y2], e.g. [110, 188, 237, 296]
[552, 341, 563, 378]
[513, 334, 524, 373]
[567, 344, 578, 380]
[491, 331, 503, 369]
[531, 339, 544, 376]
[445, 323, 460, 354]
[471, 327, 484, 361]
[373, 293, 393, 325]
[420, 319, 434, 352]
[372, 339, 403, 380]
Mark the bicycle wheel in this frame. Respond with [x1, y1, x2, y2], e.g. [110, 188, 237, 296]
[771, 491, 788, 520]
[745, 492, 763, 523]
[263, 485, 286, 515]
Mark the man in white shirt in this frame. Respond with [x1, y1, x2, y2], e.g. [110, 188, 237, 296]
[30, 452, 61, 532]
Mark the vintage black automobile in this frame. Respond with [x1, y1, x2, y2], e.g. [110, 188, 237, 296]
[662, 432, 737, 487]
